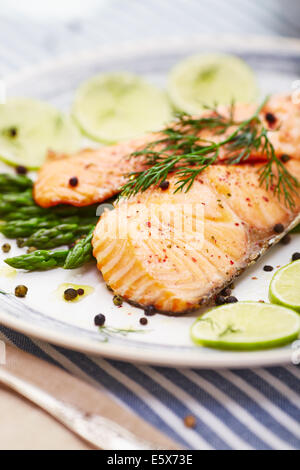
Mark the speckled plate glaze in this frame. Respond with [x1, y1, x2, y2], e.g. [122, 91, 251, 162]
[0, 35, 300, 368]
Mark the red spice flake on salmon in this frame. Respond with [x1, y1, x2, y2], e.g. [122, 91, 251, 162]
[93, 161, 300, 314]
[34, 94, 300, 209]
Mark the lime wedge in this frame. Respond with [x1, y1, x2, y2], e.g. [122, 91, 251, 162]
[168, 54, 258, 113]
[269, 260, 300, 312]
[0, 99, 81, 169]
[191, 302, 300, 350]
[72, 72, 173, 143]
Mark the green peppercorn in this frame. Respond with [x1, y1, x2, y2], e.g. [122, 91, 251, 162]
[113, 295, 123, 306]
[15, 285, 28, 298]
[26, 246, 37, 254]
[2, 243, 11, 253]
[16, 238, 25, 248]
[64, 288, 78, 301]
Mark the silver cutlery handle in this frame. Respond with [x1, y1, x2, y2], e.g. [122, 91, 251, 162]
[0, 367, 160, 450]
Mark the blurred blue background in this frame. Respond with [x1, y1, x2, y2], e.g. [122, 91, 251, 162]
[1, 0, 300, 76]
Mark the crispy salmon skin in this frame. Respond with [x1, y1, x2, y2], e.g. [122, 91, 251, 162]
[92, 161, 300, 314]
[34, 94, 300, 208]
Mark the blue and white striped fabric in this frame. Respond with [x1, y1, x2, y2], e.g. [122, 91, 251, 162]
[0, 0, 299, 450]
[0, 325, 299, 450]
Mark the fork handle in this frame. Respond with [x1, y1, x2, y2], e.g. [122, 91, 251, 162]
[0, 367, 160, 450]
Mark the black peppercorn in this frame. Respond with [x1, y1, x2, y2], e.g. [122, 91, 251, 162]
[77, 288, 85, 296]
[280, 235, 291, 246]
[220, 287, 232, 297]
[16, 165, 27, 175]
[225, 296, 238, 304]
[263, 265, 274, 272]
[69, 177, 79, 187]
[292, 252, 300, 262]
[144, 305, 156, 316]
[140, 317, 148, 326]
[159, 180, 170, 190]
[215, 295, 226, 306]
[274, 223, 284, 234]
[94, 314, 106, 326]
[265, 112, 277, 125]
[281, 154, 291, 163]
[64, 288, 78, 301]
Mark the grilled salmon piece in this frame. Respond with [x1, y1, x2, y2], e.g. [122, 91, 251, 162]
[33, 137, 151, 208]
[92, 162, 300, 314]
[203, 164, 299, 234]
[34, 94, 300, 208]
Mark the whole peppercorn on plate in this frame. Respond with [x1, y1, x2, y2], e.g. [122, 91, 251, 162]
[0, 36, 300, 368]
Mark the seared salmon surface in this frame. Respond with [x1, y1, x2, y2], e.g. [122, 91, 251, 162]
[92, 161, 300, 314]
[34, 137, 151, 208]
[34, 94, 300, 208]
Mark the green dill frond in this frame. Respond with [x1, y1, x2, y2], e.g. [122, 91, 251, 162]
[119, 98, 299, 208]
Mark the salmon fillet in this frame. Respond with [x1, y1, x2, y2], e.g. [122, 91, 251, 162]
[92, 161, 300, 314]
[34, 94, 300, 208]
[33, 137, 151, 208]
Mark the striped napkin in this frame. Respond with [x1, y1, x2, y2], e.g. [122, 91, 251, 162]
[0, 326, 299, 450]
[0, 0, 299, 451]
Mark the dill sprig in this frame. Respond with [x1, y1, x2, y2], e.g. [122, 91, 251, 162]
[98, 326, 147, 338]
[120, 98, 299, 208]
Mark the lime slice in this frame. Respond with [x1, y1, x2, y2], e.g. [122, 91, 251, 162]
[168, 54, 258, 113]
[191, 302, 300, 350]
[0, 99, 81, 169]
[72, 72, 173, 143]
[269, 260, 300, 312]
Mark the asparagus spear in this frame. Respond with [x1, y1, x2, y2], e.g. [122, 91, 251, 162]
[0, 201, 16, 216]
[0, 174, 33, 192]
[1, 202, 99, 221]
[5, 250, 68, 271]
[0, 189, 34, 206]
[51, 204, 99, 218]
[25, 223, 95, 249]
[0, 217, 59, 238]
[25, 223, 80, 249]
[0, 214, 97, 239]
[64, 229, 94, 269]
[0, 172, 99, 270]
[4, 230, 95, 271]
[4, 205, 47, 221]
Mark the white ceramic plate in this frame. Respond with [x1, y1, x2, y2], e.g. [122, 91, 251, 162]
[0, 35, 300, 368]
